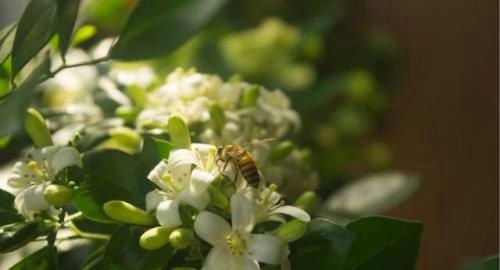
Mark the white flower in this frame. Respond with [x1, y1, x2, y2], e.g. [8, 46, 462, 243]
[146, 143, 219, 228]
[242, 185, 310, 224]
[194, 194, 289, 270]
[7, 146, 82, 218]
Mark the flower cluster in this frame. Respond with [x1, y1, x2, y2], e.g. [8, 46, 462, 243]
[143, 137, 311, 270]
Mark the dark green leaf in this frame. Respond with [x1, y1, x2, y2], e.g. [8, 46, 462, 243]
[81, 150, 152, 210]
[102, 225, 174, 270]
[0, 55, 50, 137]
[72, 189, 113, 223]
[56, 0, 81, 57]
[9, 246, 57, 270]
[11, 0, 57, 77]
[289, 218, 355, 270]
[0, 223, 41, 253]
[111, 0, 227, 60]
[344, 216, 423, 270]
[463, 255, 499, 270]
[0, 189, 15, 211]
[0, 211, 23, 227]
[139, 136, 173, 171]
[0, 23, 16, 64]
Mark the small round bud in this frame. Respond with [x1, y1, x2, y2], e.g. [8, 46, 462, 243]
[294, 191, 317, 213]
[24, 108, 53, 147]
[43, 184, 73, 207]
[240, 85, 260, 108]
[115, 106, 138, 124]
[270, 140, 294, 162]
[109, 127, 142, 149]
[103, 200, 155, 226]
[167, 116, 191, 149]
[139, 226, 173, 250]
[273, 219, 308, 243]
[169, 228, 194, 249]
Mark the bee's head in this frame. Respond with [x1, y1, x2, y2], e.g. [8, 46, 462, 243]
[216, 146, 224, 157]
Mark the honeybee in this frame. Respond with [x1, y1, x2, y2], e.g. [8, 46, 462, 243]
[216, 139, 274, 187]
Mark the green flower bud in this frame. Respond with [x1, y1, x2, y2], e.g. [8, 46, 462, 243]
[43, 184, 73, 207]
[270, 140, 294, 162]
[346, 70, 375, 102]
[24, 108, 53, 147]
[294, 191, 317, 213]
[240, 85, 260, 108]
[273, 219, 308, 243]
[109, 127, 142, 149]
[209, 104, 226, 134]
[208, 185, 229, 209]
[169, 228, 194, 249]
[115, 106, 139, 124]
[139, 226, 173, 250]
[103, 200, 155, 226]
[167, 116, 191, 149]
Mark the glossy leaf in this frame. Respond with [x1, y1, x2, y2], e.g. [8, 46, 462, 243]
[72, 189, 113, 223]
[80, 150, 152, 210]
[0, 23, 16, 64]
[139, 137, 174, 171]
[9, 246, 58, 270]
[0, 223, 41, 253]
[11, 0, 57, 77]
[111, 0, 227, 60]
[56, 0, 81, 57]
[289, 218, 355, 270]
[0, 55, 50, 137]
[102, 225, 174, 270]
[344, 216, 423, 270]
[0, 189, 22, 226]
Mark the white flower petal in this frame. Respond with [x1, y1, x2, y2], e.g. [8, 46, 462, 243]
[20, 184, 50, 213]
[231, 194, 255, 233]
[194, 211, 231, 246]
[270, 206, 311, 222]
[155, 200, 182, 228]
[145, 190, 168, 212]
[147, 161, 171, 191]
[7, 162, 38, 188]
[189, 168, 215, 194]
[178, 190, 210, 210]
[203, 245, 259, 270]
[248, 234, 287, 265]
[49, 146, 82, 174]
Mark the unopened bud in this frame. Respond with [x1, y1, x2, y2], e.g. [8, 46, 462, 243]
[167, 116, 191, 149]
[209, 104, 226, 134]
[43, 184, 73, 207]
[139, 226, 173, 250]
[240, 85, 260, 108]
[294, 191, 317, 213]
[109, 127, 142, 149]
[208, 185, 229, 209]
[169, 228, 194, 249]
[24, 108, 53, 147]
[115, 106, 139, 124]
[270, 141, 294, 162]
[103, 200, 155, 226]
[273, 219, 308, 243]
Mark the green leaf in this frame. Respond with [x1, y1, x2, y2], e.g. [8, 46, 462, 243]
[111, 0, 227, 60]
[0, 223, 41, 253]
[9, 246, 57, 270]
[73, 189, 113, 223]
[463, 255, 499, 270]
[289, 218, 355, 270]
[71, 25, 97, 47]
[139, 136, 174, 170]
[0, 189, 23, 226]
[344, 216, 423, 270]
[11, 0, 57, 77]
[0, 55, 50, 137]
[56, 0, 81, 57]
[0, 23, 16, 64]
[81, 150, 152, 210]
[102, 225, 174, 270]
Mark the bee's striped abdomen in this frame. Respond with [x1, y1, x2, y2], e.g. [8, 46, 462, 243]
[239, 154, 260, 187]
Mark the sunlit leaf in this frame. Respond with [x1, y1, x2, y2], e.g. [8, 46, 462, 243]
[0, 23, 16, 64]
[111, 0, 227, 60]
[11, 0, 57, 77]
[56, 0, 81, 57]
